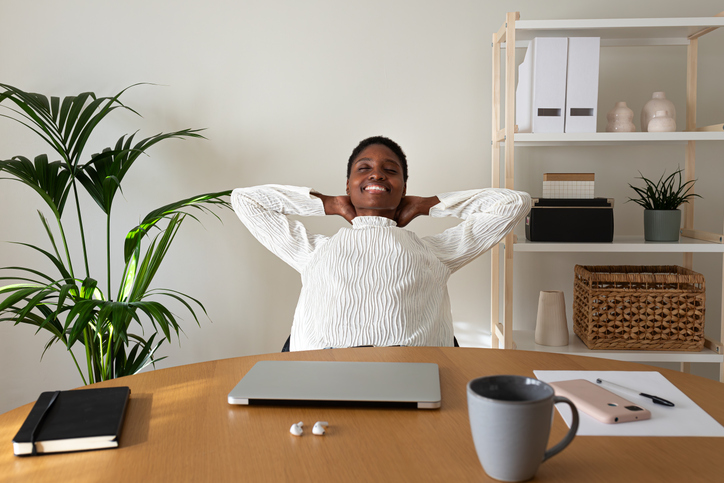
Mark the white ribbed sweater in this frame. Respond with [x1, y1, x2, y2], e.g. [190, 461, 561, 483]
[231, 185, 531, 351]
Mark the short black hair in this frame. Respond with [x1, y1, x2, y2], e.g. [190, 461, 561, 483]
[347, 136, 408, 181]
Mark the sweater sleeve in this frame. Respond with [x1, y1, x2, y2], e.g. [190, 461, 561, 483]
[423, 188, 531, 273]
[231, 184, 328, 273]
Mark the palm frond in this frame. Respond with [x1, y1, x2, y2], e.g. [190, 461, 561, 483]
[115, 333, 165, 377]
[67, 84, 146, 167]
[131, 300, 181, 341]
[0, 155, 72, 216]
[77, 129, 206, 215]
[125, 214, 184, 301]
[9, 241, 73, 282]
[145, 288, 207, 325]
[0, 84, 65, 157]
[0, 266, 60, 285]
[124, 190, 231, 263]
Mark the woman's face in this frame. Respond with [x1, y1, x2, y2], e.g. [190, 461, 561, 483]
[346, 144, 406, 219]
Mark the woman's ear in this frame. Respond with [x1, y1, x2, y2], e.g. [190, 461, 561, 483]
[346, 179, 350, 195]
[402, 183, 407, 197]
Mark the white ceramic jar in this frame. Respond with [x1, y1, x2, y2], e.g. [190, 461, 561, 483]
[534, 291, 569, 346]
[606, 101, 636, 132]
[648, 110, 676, 132]
[641, 92, 676, 132]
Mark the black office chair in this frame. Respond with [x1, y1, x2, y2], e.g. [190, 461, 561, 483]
[281, 335, 459, 352]
[281, 336, 291, 352]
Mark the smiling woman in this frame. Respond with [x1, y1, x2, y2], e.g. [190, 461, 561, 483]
[231, 136, 531, 351]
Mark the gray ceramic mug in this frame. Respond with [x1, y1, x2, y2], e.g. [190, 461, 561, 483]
[467, 375, 579, 482]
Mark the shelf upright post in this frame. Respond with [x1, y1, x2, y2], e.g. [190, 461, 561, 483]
[680, 35, 699, 374]
[721, 247, 724, 381]
[491, 28, 502, 349]
[690, 11, 724, 381]
[683, 37, 698, 273]
[502, 11, 519, 349]
[714, 11, 724, 384]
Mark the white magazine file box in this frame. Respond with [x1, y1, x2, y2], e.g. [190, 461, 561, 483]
[564, 37, 601, 133]
[516, 37, 568, 133]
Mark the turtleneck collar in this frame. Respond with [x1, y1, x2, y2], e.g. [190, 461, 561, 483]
[351, 216, 398, 228]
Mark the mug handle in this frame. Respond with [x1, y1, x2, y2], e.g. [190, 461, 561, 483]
[542, 395, 579, 462]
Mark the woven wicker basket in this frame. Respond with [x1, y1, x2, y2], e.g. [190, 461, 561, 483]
[573, 265, 706, 351]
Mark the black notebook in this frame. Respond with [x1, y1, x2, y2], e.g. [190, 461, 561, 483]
[12, 386, 131, 456]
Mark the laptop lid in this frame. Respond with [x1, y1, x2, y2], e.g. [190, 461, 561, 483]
[228, 360, 441, 409]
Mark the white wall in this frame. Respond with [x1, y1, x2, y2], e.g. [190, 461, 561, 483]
[1, 0, 723, 413]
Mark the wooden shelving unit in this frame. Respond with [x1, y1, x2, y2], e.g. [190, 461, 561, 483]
[490, 12, 724, 381]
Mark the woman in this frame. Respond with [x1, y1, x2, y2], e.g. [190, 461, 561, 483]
[232, 136, 530, 351]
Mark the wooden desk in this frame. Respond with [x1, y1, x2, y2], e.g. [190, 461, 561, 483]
[1, 347, 722, 482]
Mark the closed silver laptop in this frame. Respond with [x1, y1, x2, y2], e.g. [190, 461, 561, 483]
[228, 360, 441, 409]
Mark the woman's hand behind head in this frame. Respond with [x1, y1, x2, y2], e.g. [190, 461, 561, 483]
[314, 192, 357, 224]
[395, 196, 440, 228]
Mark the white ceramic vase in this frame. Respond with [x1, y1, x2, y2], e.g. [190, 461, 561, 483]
[606, 101, 636, 132]
[641, 92, 676, 132]
[647, 110, 676, 132]
[535, 291, 569, 346]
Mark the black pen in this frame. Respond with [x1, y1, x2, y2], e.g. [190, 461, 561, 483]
[596, 378, 675, 407]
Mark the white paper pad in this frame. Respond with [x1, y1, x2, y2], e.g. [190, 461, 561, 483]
[534, 371, 724, 437]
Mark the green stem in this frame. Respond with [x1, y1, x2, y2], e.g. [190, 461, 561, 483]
[99, 330, 106, 380]
[83, 329, 94, 385]
[105, 325, 114, 380]
[69, 347, 88, 386]
[55, 217, 75, 280]
[106, 213, 112, 301]
[61, 326, 87, 386]
[70, 181, 90, 277]
[92, 326, 102, 383]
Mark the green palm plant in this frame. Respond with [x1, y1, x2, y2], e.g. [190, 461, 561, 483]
[0, 83, 231, 384]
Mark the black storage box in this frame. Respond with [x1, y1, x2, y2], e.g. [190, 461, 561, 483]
[525, 198, 614, 242]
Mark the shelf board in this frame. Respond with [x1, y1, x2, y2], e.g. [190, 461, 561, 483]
[513, 330, 724, 363]
[504, 17, 724, 47]
[514, 235, 724, 253]
[500, 131, 724, 146]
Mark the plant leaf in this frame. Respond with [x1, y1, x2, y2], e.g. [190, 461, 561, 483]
[9, 241, 73, 282]
[0, 155, 72, 216]
[76, 129, 205, 215]
[628, 168, 701, 210]
[115, 333, 165, 377]
[1, 84, 68, 160]
[124, 190, 231, 263]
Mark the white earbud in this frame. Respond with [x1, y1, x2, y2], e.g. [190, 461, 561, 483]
[290, 421, 304, 436]
[312, 421, 329, 435]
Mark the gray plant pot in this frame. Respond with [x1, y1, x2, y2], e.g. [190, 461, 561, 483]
[644, 209, 681, 241]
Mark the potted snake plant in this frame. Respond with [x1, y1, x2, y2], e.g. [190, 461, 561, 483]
[628, 168, 700, 242]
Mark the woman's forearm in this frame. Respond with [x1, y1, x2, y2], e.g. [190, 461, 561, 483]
[311, 191, 357, 223]
[231, 185, 328, 272]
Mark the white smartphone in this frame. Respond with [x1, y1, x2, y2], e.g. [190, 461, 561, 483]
[549, 379, 651, 424]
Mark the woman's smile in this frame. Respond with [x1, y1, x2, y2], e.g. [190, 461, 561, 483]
[363, 183, 389, 193]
